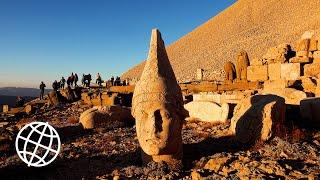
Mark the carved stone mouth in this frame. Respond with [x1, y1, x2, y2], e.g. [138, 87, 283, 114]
[146, 138, 161, 145]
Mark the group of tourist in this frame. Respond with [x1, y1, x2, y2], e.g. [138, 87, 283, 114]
[39, 72, 129, 99]
[51, 73, 79, 92]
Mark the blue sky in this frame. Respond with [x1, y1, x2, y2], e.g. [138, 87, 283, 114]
[0, 0, 236, 88]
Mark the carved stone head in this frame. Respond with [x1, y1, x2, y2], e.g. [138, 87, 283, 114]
[132, 29, 185, 166]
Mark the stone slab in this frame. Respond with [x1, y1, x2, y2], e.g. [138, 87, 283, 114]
[280, 63, 301, 80]
[263, 80, 288, 90]
[247, 65, 268, 82]
[261, 88, 306, 105]
[304, 63, 320, 78]
[268, 63, 281, 80]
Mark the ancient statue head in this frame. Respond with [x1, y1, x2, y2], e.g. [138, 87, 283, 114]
[237, 50, 249, 63]
[132, 29, 185, 166]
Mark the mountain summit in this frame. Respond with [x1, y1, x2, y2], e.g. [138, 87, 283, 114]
[122, 0, 320, 81]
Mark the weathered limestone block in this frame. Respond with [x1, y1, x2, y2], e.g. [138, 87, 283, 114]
[247, 65, 268, 82]
[263, 43, 293, 64]
[263, 80, 288, 90]
[131, 29, 186, 169]
[296, 51, 311, 58]
[300, 98, 320, 127]
[261, 88, 307, 105]
[280, 63, 300, 80]
[301, 76, 317, 94]
[296, 39, 310, 52]
[268, 63, 281, 80]
[229, 95, 286, 144]
[313, 51, 320, 59]
[304, 63, 320, 79]
[196, 68, 204, 81]
[184, 101, 229, 123]
[193, 91, 253, 104]
[309, 37, 318, 52]
[193, 93, 221, 104]
[79, 105, 134, 129]
[251, 58, 264, 66]
[2, 105, 9, 113]
[289, 56, 312, 63]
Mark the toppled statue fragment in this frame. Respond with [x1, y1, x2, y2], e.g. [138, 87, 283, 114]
[132, 29, 186, 169]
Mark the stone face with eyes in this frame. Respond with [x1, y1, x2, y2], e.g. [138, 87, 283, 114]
[135, 102, 183, 156]
[131, 29, 185, 169]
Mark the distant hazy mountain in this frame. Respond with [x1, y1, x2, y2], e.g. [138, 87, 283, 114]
[0, 87, 51, 97]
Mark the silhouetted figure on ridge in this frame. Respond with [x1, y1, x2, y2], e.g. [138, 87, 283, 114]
[52, 80, 58, 91]
[74, 73, 78, 87]
[60, 77, 66, 89]
[39, 81, 46, 100]
[81, 74, 85, 87]
[96, 73, 102, 87]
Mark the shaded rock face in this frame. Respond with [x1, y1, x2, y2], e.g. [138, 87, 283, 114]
[230, 95, 286, 144]
[60, 87, 75, 102]
[300, 98, 320, 128]
[132, 29, 186, 169]
[47, 91, 61, 106]
[79, 105, 134, 129]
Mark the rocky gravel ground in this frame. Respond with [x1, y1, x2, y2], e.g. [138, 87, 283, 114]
[0, 102, 319, 179]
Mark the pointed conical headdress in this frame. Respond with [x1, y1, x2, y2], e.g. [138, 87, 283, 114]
[132, 29, 183, 115]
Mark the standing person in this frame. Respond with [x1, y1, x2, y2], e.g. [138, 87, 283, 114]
[52, 80, 58, 91]
[96, 73, 102, 86]
[74, 73, 79, 87]
[115, 76, 121, 86]
[81, 74, 85, 87]
[87, 74, 92, 87]
[110, 76, 114, 86]
[60, 77, 66, 89]
[39, 81, 46, 100]
[122, 79, 127, 86]
[70, 72, 75, 88]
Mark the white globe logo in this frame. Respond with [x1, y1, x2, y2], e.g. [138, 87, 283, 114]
[15, 122, 61, 167]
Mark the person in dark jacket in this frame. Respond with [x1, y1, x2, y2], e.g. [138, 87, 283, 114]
[60, 77, 66, 89]
[39, 81, 46, 100]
